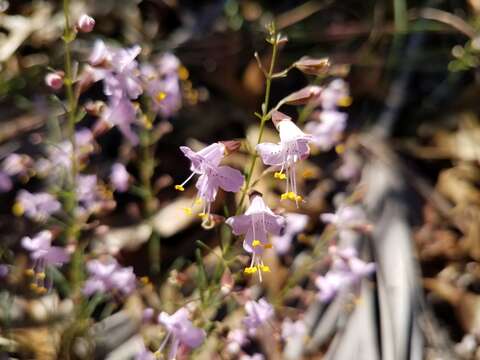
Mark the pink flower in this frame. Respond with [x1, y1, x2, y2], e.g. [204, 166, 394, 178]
[226, 192, 284, 280]
[45, 71, 64, 90]
[110, 163, 130, 192]
[243, 298, 274, 335]
[76, 14, 95, 33]
[176, 142, 244, 221]
[226, 329, 249, 354]
[240, 354, 265, 360]
[256, 111, 312, 205]
[157, 308, 206, 359]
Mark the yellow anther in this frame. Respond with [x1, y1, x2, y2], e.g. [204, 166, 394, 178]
[156, 91, 167, 102]
[295, 195, 303, 202]
[244, 267, 258, 274]
[335, 144, 346, 154]
[178, 66, 189, 80]
[132, 102, 140, 110]
[29, 283, 38, 290]
[288, 192, 297, 200]
[337, 96, 352, 107]
[12, 202, 24, 216]
[36, 287, 47, 295]
[25, 268, 35, 277]
[36, 272, 46, 280]
[280, 193, 289, 200]
[302, 169, 315, 179]
[175, 185, 185, 191]
[259, 265, 271, 272]
[252, 240, 261, 247]
[194, 198, 202, 205]
[274, 172, 286, 180]
[140, 276, 150, 285]
[263, 243, 273, 249]
[182, 207, 192, 215]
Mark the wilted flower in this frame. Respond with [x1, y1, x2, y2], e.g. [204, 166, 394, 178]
[243, 298, 274, 335]
[281, 318, 307, 341]
[15, 190, 61, 222]
[176, 142, 244, 221]
[278, 85, 321, 106]
[305, 110, 347, 151]
[45, 71, 64, 90]
[226, 329, 249, 354]
[294, 57, 330, 75]
[226, 192, 284, 279]
[272, 212, 308, 255]
[157, 307, 206, 360]
[256, 111, 312, 205]
[83, 257, 136, 296]
[76, 14, 95, 33]
[110, 163, 130, 192]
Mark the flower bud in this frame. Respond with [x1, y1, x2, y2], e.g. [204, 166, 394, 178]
[45, 71, 64, 90]
[294, 57, 330, 75]
[76, 14, 95, 33]
[280, 85, 322, 105]
[221, 140, 241, 155]
[271, 110, 291, 129]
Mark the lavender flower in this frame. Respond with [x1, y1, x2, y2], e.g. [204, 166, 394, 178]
[21, 230, 69, 277]
[142, 53, 182, 118]
[256, 111, 312, 205]
[226, 329, 249, 354]
[157, 307, 206, 360]
[15, 190, 61, 222]
[240, 354, 265, 360]
[315, 246, 375, 302]
[2, 153, 32, 177]
[75, 174, 111, 216]
[305, 109, 347, 151]
[272, 212, 308, 255]
[0, 171, 12, 192]
[47, 128, 95, 171]
[176, 142, 244, 220]
[243, 298, 274, 335]
[320, 204, 369, 233]
[83, 258, 136, 296]
[110, 163, 130, 192]
[320, 79, 351, 110]
[281, 318, 307, 341]
[226, 192, 284, 279]
[88, 40, 143, 144]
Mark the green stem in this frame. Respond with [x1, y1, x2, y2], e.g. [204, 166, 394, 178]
[393, 0, 408, 33]
[236, 34, 279, 214]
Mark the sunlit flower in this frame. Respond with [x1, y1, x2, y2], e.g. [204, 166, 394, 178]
[226, 192, 284, 280]
[157, 307, 206, 360]
[15, 190, 61, 222]
[243, 298, 274, 335]
[272, 212, 308, 255]
[176, 142, 244, 221]
[256, 111, 312, 205]
[142, 53, 182, 118]
[110, 163, 130, 192]
[83, 257, 136, 296]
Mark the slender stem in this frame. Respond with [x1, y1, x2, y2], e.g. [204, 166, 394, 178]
[393, 0, 408, 33]
[236, 35, 279, 214]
